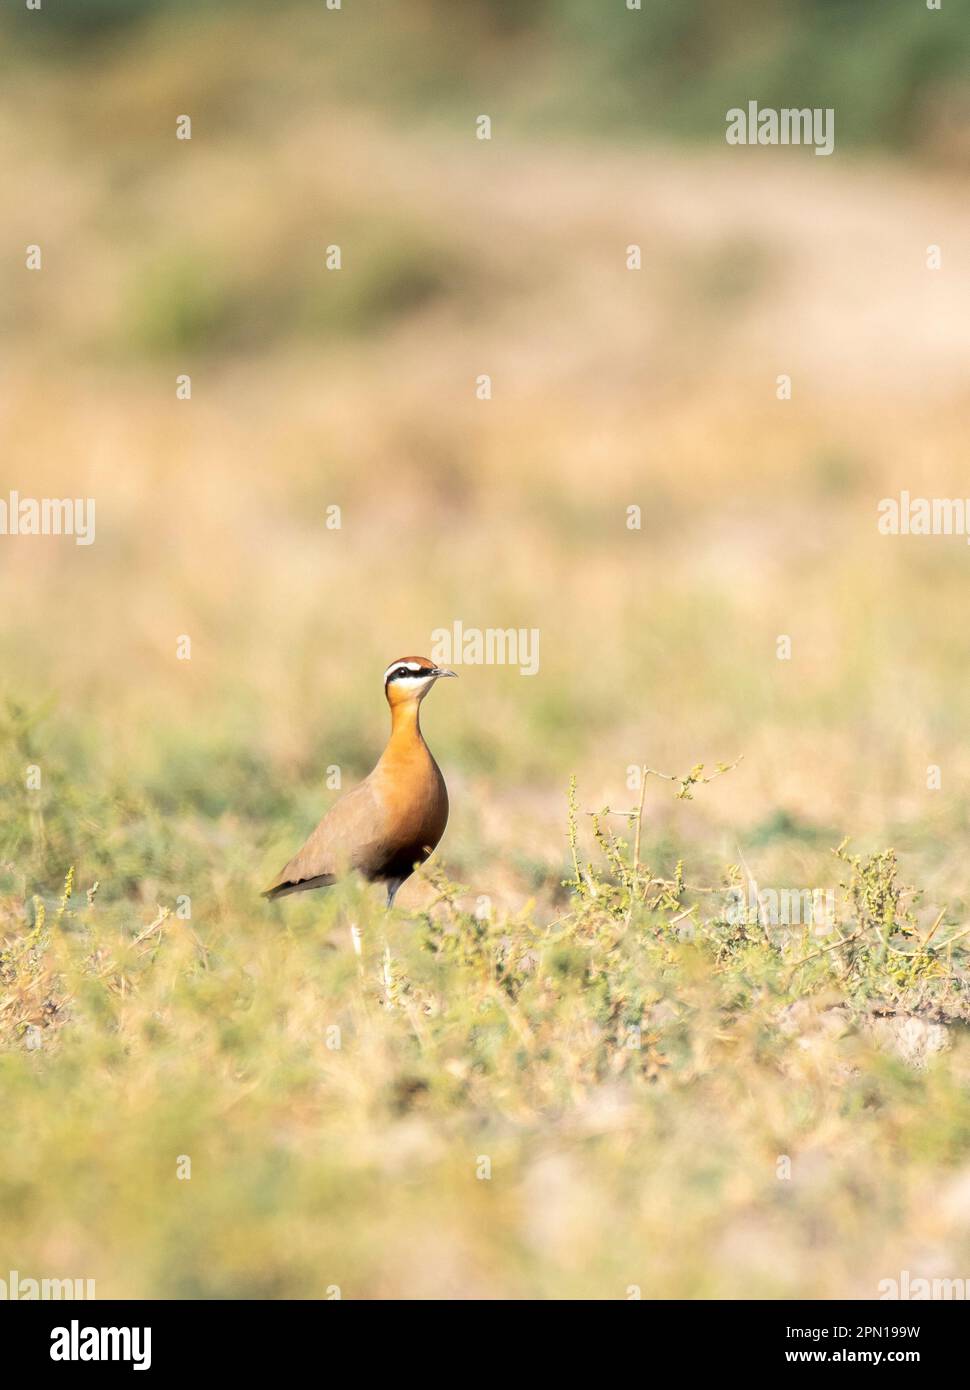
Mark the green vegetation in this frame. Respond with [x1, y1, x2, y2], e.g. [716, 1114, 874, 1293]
[2, 763, 968, 1298]
[6, 0, 968, 155]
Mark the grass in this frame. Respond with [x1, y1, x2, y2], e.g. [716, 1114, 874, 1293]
[2, 2, 970, 1299]
[1, 760, 969, 1298]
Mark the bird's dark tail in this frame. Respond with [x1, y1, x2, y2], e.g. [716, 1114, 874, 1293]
[262, 873, 337, 901]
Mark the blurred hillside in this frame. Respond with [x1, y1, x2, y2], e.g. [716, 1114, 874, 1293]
[5, 1, 970, 160]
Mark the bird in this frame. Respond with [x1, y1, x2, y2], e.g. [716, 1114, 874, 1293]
[264, 656, 457, 907]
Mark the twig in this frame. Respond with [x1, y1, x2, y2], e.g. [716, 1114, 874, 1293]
[783, 927, 865, 984]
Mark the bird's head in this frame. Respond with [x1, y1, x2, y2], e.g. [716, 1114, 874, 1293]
[383, 655, 457, 708]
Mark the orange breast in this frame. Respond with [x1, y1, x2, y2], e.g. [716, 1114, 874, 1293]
[371, 735, 448, 877]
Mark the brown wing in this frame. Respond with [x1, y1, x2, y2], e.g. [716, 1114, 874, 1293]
[263, 776, 390, 899]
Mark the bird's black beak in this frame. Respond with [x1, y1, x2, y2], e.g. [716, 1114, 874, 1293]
[431, 667, 458, 678]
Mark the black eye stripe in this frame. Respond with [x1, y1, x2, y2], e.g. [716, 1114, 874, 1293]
[386, 665, 431, 684]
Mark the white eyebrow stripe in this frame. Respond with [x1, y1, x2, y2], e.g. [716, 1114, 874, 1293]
[383, 661, 430, 683]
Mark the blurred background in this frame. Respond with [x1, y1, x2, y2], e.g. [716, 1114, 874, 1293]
[2, 0, 970, 1299]
[2, 0, 970, 899]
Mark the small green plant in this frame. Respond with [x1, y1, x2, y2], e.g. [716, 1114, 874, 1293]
[564, 761, 740, 931]
[561, 768, 969, 1027]
[817, 842, 956, 1004]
